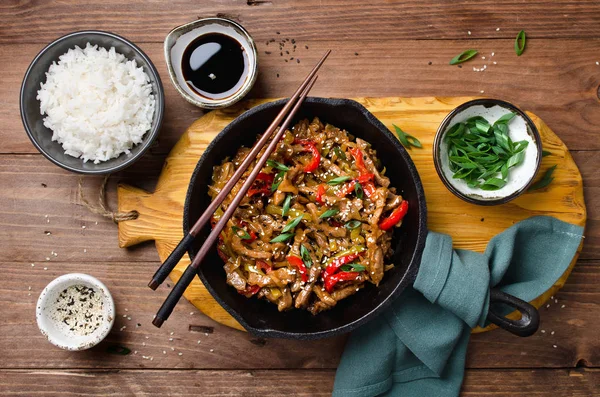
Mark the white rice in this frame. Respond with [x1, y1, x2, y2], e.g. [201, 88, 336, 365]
[37, 43, 155, 164]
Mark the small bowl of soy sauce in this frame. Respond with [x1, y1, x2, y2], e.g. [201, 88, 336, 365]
[165, 18, 258, 109]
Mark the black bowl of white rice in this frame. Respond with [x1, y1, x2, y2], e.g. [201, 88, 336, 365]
[20, 30, 164, 174]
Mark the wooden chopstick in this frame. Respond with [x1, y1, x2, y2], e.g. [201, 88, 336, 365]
[148, 50, 331, 291]
[152, 72, 323, 328]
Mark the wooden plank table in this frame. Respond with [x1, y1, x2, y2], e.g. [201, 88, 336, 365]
[0, 1, 599, 395]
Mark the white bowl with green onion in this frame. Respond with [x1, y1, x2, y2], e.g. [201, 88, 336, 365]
[433, 99, 542, 205]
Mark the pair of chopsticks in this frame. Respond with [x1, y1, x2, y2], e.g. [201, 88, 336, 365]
[150, 50, 331, 327]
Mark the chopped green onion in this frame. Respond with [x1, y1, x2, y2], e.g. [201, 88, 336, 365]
[333, 146, 347, 160]
[271, 171, 285, 192]
[542, 150, 551, 157]
[232, 226, 252, 240]
[319, 208, 340, 219]
[266, 159, 290, 171]
[327, 175, 352, 185]
[344, 220, 362, 230]
[300, 244, 312, 268]
[393, 124, 422, 149]
[340, 264, 366, 272]
[449, 49, 478, 65]
[528, 165, 556, 191]
[515, 30, 526, 56]
[281, 215, 304, 234]
[270, 233, 294, 243]
[354, 182, 364, 199]
[282, 194, 292, 216]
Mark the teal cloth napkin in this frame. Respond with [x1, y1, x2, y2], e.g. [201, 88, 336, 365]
[333, 216, 584, 397]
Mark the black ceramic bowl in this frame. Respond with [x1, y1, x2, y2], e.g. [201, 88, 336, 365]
[433, 99, 542, 206]
[183, 97, 428, 339]
[20, 30, 164, 174]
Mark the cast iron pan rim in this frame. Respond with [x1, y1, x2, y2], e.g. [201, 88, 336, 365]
[432, 98, 543, 206]
[183, 97, 428, 339]
[20, 30, 165, 175]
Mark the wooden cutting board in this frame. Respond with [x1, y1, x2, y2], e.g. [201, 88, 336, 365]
[117, 97, 586, 333]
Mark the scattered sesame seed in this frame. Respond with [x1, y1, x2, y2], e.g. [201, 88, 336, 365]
[82, 225, 86, 229]
[546, 304, 550, 308]
[95, 221, 98, 225]
[480, 90, 485, 94]
[28, 286, 31, 290]
[163, 351, 166, 354]
[171, 347, 175, 351]
[204, 333, 209, 336]
[46, 232, 51, 236]
[493, 61, 497, 65]
[541, 330, 546, 333]
[596, 61, 599, 65]
[142, 342, 146, 346]
[31, 264, 35, 267]
[123, 314, 127, 318]
[43, 267, 48, 270]
[553, 345, 557, 348]
[170, 332, 174, 335]
[134, 351, 138, 354]
[197, 340, 201, 344]
[482, 56, 486, 60]
[210, 349, 214, 352]
[496, 28, 500, 31]
[190, 312, 194, 315]
[127, 317, 131, 321]
[491, 52, 495, 56]
[561, 305, 566, 308]
[555, 299, 558, 303]
[178, 352, 183, 356]
[467, 31, 471, 35]
[125, 308, 128, 312]
[169, 338, 173, 342]
[551, 331, 555, 335]
[84, 249, 87, 253]
[45, 257, 50, 261]
[145, 336, 149, 339]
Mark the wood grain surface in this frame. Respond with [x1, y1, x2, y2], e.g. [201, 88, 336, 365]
[116, 96, 586, 332]
[1, 0, 600, 395]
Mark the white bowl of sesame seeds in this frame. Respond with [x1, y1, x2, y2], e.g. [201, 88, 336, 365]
[36, 273, 115, 350]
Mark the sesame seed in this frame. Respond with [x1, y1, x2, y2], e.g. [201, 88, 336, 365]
[546, 304, 550, 308]
[596, 62, 599, 65]
[125, 308, 128, 311]
[482, 56, 486, 60]
[491, 52, 495, 56]
[134, 351, 138, 354]
[82, 225, 86, 229]
[127, 317, 131, 321]
[163, 351, 166, 354]
[561, 305, 566, 308]
[43, 267, 48, 270]
[123, 314, 127, 318]
[467, 31, 471, 35]
[31, 264, 35, 267]
[28, 286, 31, 290]
[551, 331, 555, 335]
[170, 332, 174, 335]
[553, 345, 557, 348]
[480, 90, 485, 94]
[555, 299, 558, 303]
[142, 342, 146, 346]
[84, 249, 87, 253]
[496, 28, 500, 31]
[45, 257, 50, 261]
[171, 347, 175, 351]
[197, 340, 201, 344]
[169, 338, 173, 342]
[145, 336, 149, 339]
[178, 352, 183, 356]
[210, 349, 214, 352]
[493, 61, 497, 65]
[541, 330, 546, 333]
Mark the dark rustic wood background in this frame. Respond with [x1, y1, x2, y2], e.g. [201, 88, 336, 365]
[1, 1, 599, 395]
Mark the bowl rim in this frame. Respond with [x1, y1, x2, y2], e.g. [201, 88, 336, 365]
[36, 273, 115, 351]
[183, 97, 428, 339]
[433, 98, 543, 206]
[20, 29, 165, 175]
[163, 17, 259, 109]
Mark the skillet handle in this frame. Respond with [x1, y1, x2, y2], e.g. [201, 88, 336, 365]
[486, 288, 540, 337]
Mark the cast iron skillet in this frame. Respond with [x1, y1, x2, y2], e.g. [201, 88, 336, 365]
[183, 97, 539, 339]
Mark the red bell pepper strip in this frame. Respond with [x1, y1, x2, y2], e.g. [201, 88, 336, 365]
[336, 180, 356, 198]
[378, 200, 409, 231]
[349, 147, 370, 175]
[247, 173, 274, 197]
[287, 255, 308, 282]
[362, 181, 376, 198]
[256, 260, 272, 274]
[324, 271, 362, 293]
[356, 173, 375, 184]
[316, 184, 326, 204]
[323, 252, 362, 278]
[294, 139, 321, 173]
[238, 285, 261, 297]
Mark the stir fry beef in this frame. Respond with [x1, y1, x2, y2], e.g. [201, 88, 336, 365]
[209, 118, 408, 314]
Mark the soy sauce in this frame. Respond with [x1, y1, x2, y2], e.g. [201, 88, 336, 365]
[181, 33, 249, 100]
